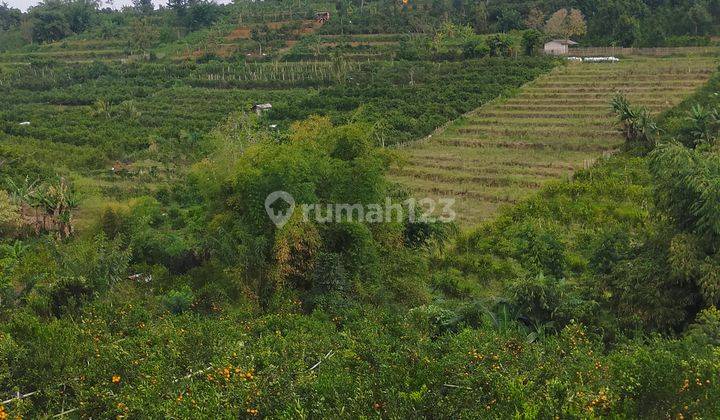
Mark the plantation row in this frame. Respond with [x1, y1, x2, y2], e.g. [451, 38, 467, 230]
[266, 58, 555, 144]
[0, 49, 129, 64]
[0, 58, 555, 144]
[0, 57, 556, 222]
[189, 60, 365, 88]
[392, 56, 718, 225]
[20, 38, 129, 52]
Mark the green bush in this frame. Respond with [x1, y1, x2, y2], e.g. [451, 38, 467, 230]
[161, 286, 195, 315]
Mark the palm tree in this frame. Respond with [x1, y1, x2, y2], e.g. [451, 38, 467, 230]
[611, 93, 636, 139]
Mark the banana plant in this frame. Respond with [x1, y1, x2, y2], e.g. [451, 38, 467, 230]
[611, 93, 659, 148]
[6, 176, 39, 204]
[611, 93, 637, 140]
[687, 104, 719, 146]
[43, 178, 77, 238]
[6, 177, 43, 233]
[0, 240, 29, 270]
[92, 98, 112, 118]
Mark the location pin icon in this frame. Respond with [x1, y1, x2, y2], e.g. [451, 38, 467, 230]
[265, 191, 295, 228]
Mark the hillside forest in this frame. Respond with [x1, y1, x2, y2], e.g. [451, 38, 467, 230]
[2, 0, 720, 52]
[0, 0, 720, 418]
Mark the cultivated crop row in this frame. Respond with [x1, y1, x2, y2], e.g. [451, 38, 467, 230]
[391, 56, 718, 225]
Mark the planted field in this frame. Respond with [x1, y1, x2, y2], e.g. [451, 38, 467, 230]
[0, 57, 552, 227]
[282, 33, 407, 60]
[0, 35, 133, 64]
[0, 49, 129, 64]
[177, 19, 327, 59]
[391, 56, 718, 225]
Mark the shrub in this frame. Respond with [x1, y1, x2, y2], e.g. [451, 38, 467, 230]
[407, 304, 459, 336]
[508, 274, 567, 328]
[685, 306, 720, 345]
[161, 286, 195, 315]
[430, 269, 477, 299]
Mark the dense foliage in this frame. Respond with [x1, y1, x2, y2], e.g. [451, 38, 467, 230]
[1, 0, 719, 56]
[311, 0, 720, 46]
[0, 1, 719, 417]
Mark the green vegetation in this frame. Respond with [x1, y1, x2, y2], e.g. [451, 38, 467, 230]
[0, 1, 720, 418]
[2, 0, 720, 61]
[438, 65, 720, 346]
[2, 65, 720, 416]
[0, 56, 553, 216]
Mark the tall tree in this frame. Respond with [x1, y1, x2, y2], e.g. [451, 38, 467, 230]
[167, 0, 188, 17]
[472, 1, 488, 33]
[587, 0, 648, 46]
[0, 2, 21, 31]
[29, 6, 70, 42]
[19, 16, 33, 43]
[544, 8, 586, 41]
[616, 14, 640, 47]
[65, 0, 98, 34]
[185, 0, 220, 31]
[710, 0, 720, 23]
[544, 8, 568, 38]
[524, 7, 545, 30]
[566, 8, 587, 39]
[133, 0, 154, 15]
[495, 7, 522, 33]
[686, 2, 712, 35]
[129, 17, 159, 52]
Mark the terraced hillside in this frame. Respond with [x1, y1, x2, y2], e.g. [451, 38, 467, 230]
[391, 56, 718, 225]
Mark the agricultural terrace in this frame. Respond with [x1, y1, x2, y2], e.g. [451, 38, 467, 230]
[282, 33, 407, 61]
[0, 57, 553, 226]
[0, 46, 128, 64]
[0, 36, 140, 64]
[391, 55, 718, 225]
[172, 18, 328, 59]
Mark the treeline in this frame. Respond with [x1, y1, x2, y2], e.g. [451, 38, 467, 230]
[3, 0, 720, 54]
[318, 0, 720, 46]
[0, 0, 225, 49]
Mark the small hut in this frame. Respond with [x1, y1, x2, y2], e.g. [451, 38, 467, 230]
[544, 39, 578, 55]
[252, 103, 273, 116]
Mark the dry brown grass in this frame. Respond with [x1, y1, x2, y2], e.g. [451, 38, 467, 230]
[391, 56, 718, 226]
